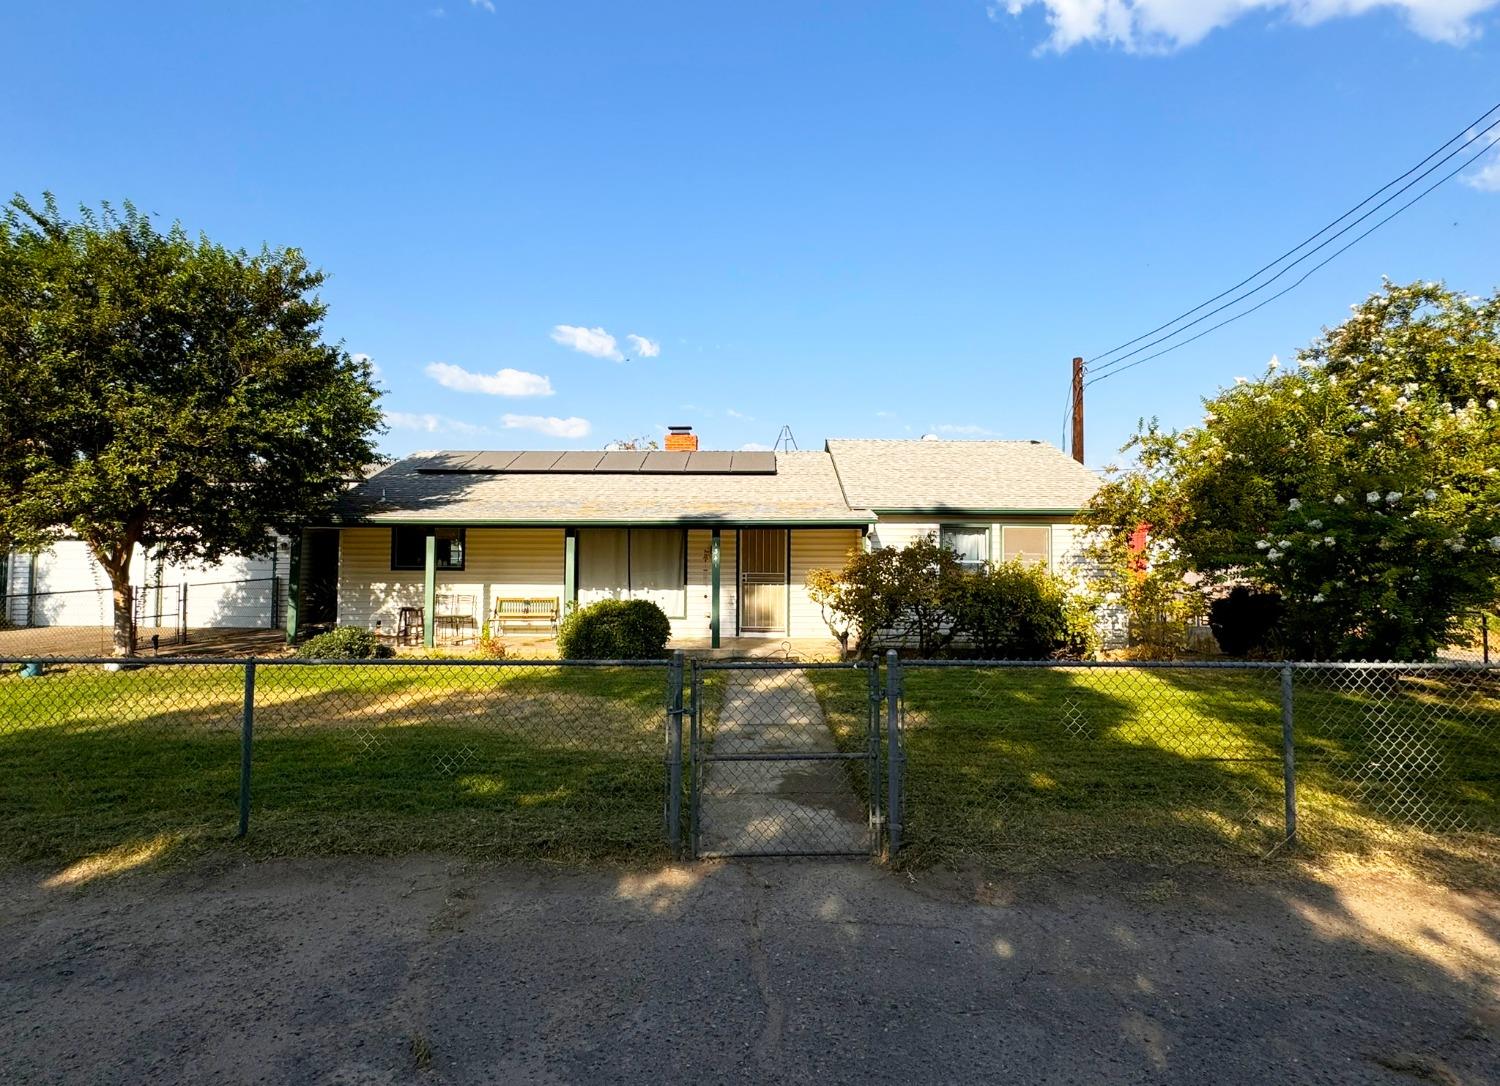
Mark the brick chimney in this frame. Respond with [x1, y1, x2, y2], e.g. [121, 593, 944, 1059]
[665, 425, 698, 452]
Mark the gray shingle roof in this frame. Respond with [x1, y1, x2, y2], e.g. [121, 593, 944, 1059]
[825, 439, 1099, 512]
[331, 450, 871, 525]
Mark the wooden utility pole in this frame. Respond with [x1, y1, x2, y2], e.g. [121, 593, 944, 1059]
[1070, 356, 1085, 464]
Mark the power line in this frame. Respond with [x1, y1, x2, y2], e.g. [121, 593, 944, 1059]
[1085, 128, 1500, 388]
[1085, 100, 1500, 380]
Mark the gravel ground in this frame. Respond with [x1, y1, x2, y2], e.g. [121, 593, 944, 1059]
[1, 857, 1496, 1085]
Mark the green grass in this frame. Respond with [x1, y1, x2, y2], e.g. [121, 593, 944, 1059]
[888, 666, 1500, 885]
[0, 662, 671, 872]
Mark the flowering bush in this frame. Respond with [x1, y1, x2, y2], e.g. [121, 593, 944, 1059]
[1085, 281, 1500, 660]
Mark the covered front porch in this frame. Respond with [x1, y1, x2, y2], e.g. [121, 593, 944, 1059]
[286, 523, 863, 650]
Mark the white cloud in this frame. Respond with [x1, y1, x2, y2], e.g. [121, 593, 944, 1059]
[726, 408, 754, 420]
[351, 352, 382, 382]
[740, 442, 773, 451]
[424, 361, 553, 397]
[384, 411, 489, 437]
[999, 1, 1500, 52]
[1462, 139, 1500, 191]
[502, 413, 592, 439]
[625, 333, 661, 358]
[936, 423, 997, 435]
[551, 325, 623, 361]
[469, 0, 495, 11]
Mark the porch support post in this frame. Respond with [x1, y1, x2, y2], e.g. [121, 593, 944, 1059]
[284, 531, 303, 645]
[563, 527, 578, 611]
[710, 528, 721, 649]
[423, 528, 437, 648]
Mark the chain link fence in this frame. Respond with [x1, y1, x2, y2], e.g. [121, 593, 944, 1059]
[689, 660, 879, 858]
[0, 656, 672, 866]
[890, 658, 1499, 871]
[3, 651, 1496, 873]
[0, 578, 284, 657]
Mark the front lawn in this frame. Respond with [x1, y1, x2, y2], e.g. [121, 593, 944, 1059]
[0, 661, 671, 870]
[887, 665, 1500, 885]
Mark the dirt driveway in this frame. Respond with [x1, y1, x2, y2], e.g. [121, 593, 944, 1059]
[1, 858, 1496, 1085]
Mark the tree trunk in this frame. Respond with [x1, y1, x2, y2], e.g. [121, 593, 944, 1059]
[109, 574, 136, 657]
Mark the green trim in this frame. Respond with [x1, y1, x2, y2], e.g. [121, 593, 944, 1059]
[284, 533, 302, 645]
[319, 517, 876, 529]
[871, 507, 1081, 517]
[710, 528, 721, 649]
[422, 530, 437, 648]
[562, 528, 577, 610]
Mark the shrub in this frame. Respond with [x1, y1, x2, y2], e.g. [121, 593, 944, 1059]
[947, 559, 1096, 659]
[296, 626, 393, 659]
[807, 533, 967, 657]
[1209, 587, 1284, 658]
[557, 598, 671, 659]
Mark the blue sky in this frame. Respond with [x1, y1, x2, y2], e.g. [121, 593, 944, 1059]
[5, 1, 1499, 465]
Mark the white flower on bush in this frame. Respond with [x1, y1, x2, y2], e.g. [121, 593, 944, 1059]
[1323, 536, 1336, 546]
[1423, 489, 1437, 500]
[1489, 536, 1500, 552]
[1307, 519, 1323, 529]
[1488, 399, 1498, 410]
[1292, 388, 1304, 398]
[1287, 498, 1301, 511]
[1267, 355, 1279, 370]
[1450, 541, 1467, 553]
[1366, 492, 1381, 504]
[1333, 494, 1346, 505]
[1265, 548, 1282, 560]
[1385, 491, 1401, 503]
[1278, 540, 1292, 549]
[1234, 376, 1247, 385]
[1311, 593, 1325, 603]
[1402, 382, 1419, 396]
[1255, 539, 1269, 550]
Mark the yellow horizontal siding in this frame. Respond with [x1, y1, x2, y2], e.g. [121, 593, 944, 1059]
[789, 528, 861, 638]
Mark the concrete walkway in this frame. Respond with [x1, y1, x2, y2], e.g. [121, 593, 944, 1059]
[698, 668, 870, 856]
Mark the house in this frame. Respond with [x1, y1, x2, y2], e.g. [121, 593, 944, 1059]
[2, 540, 290, 632]
[291, 431, 1101, 648]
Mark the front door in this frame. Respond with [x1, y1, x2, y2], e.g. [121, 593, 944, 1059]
[739, 529, 788, 634]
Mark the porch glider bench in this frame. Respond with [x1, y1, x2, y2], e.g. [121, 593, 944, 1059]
[492, 597, 561, 635]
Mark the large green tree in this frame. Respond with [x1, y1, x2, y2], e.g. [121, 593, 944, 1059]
[0, 195, 384, 654]
[1085, 280, 1500, 660]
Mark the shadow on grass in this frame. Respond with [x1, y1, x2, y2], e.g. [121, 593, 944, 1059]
[896, 665, 1500, 887]
[0, 662, 673, 877]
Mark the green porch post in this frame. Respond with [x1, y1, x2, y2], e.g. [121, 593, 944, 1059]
[563, 528, 578, 612]
[423, 529, 437, 648]
[284, 532, 303, 645]
[710, 528, 721, 649]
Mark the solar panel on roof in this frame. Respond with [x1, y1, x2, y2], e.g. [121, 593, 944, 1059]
[414, 448, 778, 474]
[552, 451, 606, 472]
[596, 451, 648, 472]
[507, 451, 566, 472]
[639, 452, 691, 473]
[416, 451, 480, 472]
[685, 451, 733, 473]
[730, 451, 777, 474]
[463, 451, 522, 472]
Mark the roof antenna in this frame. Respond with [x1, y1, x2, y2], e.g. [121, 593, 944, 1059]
[773, 424, 798, 452]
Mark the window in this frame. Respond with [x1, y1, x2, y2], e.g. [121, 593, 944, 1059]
[577, 528, 687, 618]
[1001, 525, 1050, 568]
[940, 525, 990, 572]
[391, 527, 466, 571]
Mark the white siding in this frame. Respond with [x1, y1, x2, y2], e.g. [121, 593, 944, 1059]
[336, 527, 565, 633]
[672, 529, 737, 641]
[867, 514, 1089, 583]
[789, 528, 862, 639]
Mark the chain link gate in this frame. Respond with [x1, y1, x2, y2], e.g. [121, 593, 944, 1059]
[686, 659, 884, 858]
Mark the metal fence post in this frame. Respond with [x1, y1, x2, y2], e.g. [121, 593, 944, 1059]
[237, 659, 257, 838]
[867, 660, 882, 857]
[666, 650, 684, 858]
[689, 663, 703, 860]
[1484, 613, 1491, 666]
[885, 649, 903, 856]
[1280, 663, 1298, 847]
